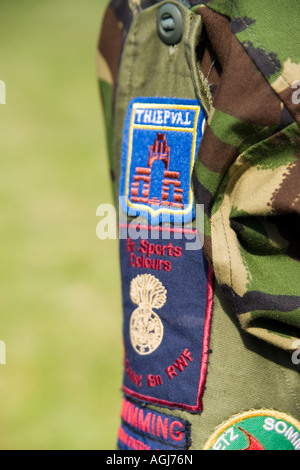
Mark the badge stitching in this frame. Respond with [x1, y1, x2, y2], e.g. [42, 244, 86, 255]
[125, 103, 200, 218]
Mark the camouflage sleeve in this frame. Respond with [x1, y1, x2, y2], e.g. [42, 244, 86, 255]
[191, 1, 300, 354]
[98, 0, 300, 355]
[97, 1, 124, 197]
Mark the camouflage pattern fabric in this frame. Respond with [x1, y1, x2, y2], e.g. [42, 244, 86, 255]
[191, 2, 300, 353]
[98, 0, 300, 356]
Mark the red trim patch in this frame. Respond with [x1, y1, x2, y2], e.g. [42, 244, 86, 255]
[120, 224, 214, 412]
[118, 397, 192, 450]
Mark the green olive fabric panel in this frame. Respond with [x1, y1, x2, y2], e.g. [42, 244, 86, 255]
[182, 283, 300, 449]
[112, 2, 210, 203]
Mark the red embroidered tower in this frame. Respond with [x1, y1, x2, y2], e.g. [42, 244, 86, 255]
[130, 133, 183, 209]
[148, 133, 170, 169]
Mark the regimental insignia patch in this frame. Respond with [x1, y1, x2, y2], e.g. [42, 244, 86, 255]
[120, 224, 214, 412]
[119, 97, 206, 225]
[204, 410, 300, 450]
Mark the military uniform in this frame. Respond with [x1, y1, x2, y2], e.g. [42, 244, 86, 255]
[98, 0, 300, 450]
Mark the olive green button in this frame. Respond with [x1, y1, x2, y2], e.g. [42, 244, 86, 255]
[157, 3, 183, 45]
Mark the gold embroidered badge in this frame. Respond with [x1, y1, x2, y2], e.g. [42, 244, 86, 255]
[129, 274, 166, 356]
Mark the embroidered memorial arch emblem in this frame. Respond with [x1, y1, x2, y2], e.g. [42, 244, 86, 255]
[119, 97, 206, 224]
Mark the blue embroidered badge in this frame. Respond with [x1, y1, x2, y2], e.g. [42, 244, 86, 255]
[118, 397, 191, 450]
[119, 225, 214, 412]
[119, 97, 206, 225]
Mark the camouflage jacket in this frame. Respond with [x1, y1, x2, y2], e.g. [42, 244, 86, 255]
[98, 0, 300, 450]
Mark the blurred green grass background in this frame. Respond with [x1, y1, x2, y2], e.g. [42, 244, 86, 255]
[0, 0, 123, 449]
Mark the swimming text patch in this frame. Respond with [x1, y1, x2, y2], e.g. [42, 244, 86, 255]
[118, 397, 191, 450]
[120, 224, 214, 412]
[204, 410, 300, 450]
[119, 97, 206, 225]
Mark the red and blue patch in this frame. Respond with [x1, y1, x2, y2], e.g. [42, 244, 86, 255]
[118, 397, 191, 450]
[119, 224, 214, 413]
[119, 97, 206, 225]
